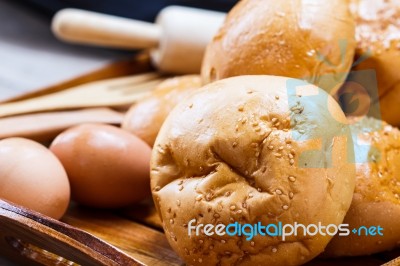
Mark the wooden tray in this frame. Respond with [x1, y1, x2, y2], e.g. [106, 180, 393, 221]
[0, 56, 399, 266]
[0, 199, 399, 266]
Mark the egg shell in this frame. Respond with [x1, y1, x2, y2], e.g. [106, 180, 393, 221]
[50, 124, 152, 208]
[0, 138, 70, 219]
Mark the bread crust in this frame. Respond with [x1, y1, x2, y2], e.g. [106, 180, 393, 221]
[349, 0, 400, 126]
[201, 0, 356, 94]
[151, 76, 356, 265]
[324, 117, 400, 256]
[122, 75, 201, 146]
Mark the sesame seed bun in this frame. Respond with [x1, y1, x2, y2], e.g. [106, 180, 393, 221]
[151, 76, 356, 265]
[122, 75, 201, 146]
[348, 0, 400, 126]
[324, 117, 400, 256]
[201, 0, 356, 94]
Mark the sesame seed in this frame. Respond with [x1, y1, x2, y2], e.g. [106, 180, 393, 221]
[275, 95, 280, 100]
[176, 200, 181, 206]
[250, 241, 255, 247]
[282, 205, 289, 210]
[276, 189, 283, 195]
[289, 192, 294, 199]
[230, 205, 236, 211]
[268, 145, 274, 150]
[179, 186, 184, 191]
[238, 106, 244, 112]
[157, 147, 166, 154]
[170, 219, 174, 224]
[289, 176, 296, 182]
[178, 180, 183, 185]
[221, 240, 226, 244]
[289, 159, 295, 165]
[272, 247, 277, 253]
[205, 194, 212, 201]
[232, 142, 238, 147]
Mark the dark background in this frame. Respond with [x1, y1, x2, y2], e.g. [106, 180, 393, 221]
[16, 0, 237, 21]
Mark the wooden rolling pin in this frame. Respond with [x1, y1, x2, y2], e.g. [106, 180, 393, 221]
[52, 6, 225, 74]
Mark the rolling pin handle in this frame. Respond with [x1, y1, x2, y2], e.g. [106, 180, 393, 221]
[52, 8, 161, 50]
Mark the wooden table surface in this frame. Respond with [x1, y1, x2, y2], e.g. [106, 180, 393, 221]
[0, 0, 130, 102]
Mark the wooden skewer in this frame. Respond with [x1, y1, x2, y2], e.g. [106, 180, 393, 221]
[0, 108, 124, 143]
[0, 73, 165, 118]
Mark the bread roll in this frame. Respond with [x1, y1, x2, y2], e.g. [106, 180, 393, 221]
[151, 76, 355, 266]
[324, 117, 400, 256]
[348, 0, 400, 126]
[201, 0, 356, 94]
[122, 75, 201, 146]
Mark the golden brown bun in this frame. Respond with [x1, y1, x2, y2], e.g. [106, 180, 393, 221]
[151, 76, 356, 266]
[122, 75, 201, 146]
[349, 0, 400, 126]
[201, 0, 356, 94]
[324, 117, 400, 257]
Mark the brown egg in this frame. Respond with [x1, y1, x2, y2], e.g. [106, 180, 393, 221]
[50, 124, 151, 208]
[0, 138, 70, 219]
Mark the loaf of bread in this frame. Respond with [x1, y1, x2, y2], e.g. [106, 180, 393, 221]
[201, 0, 356, 95]
[122, 75, 201, 146]
[151, 75, 356, 265]
[324, 117, 400, 256]
[347, 0, 400, 126]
